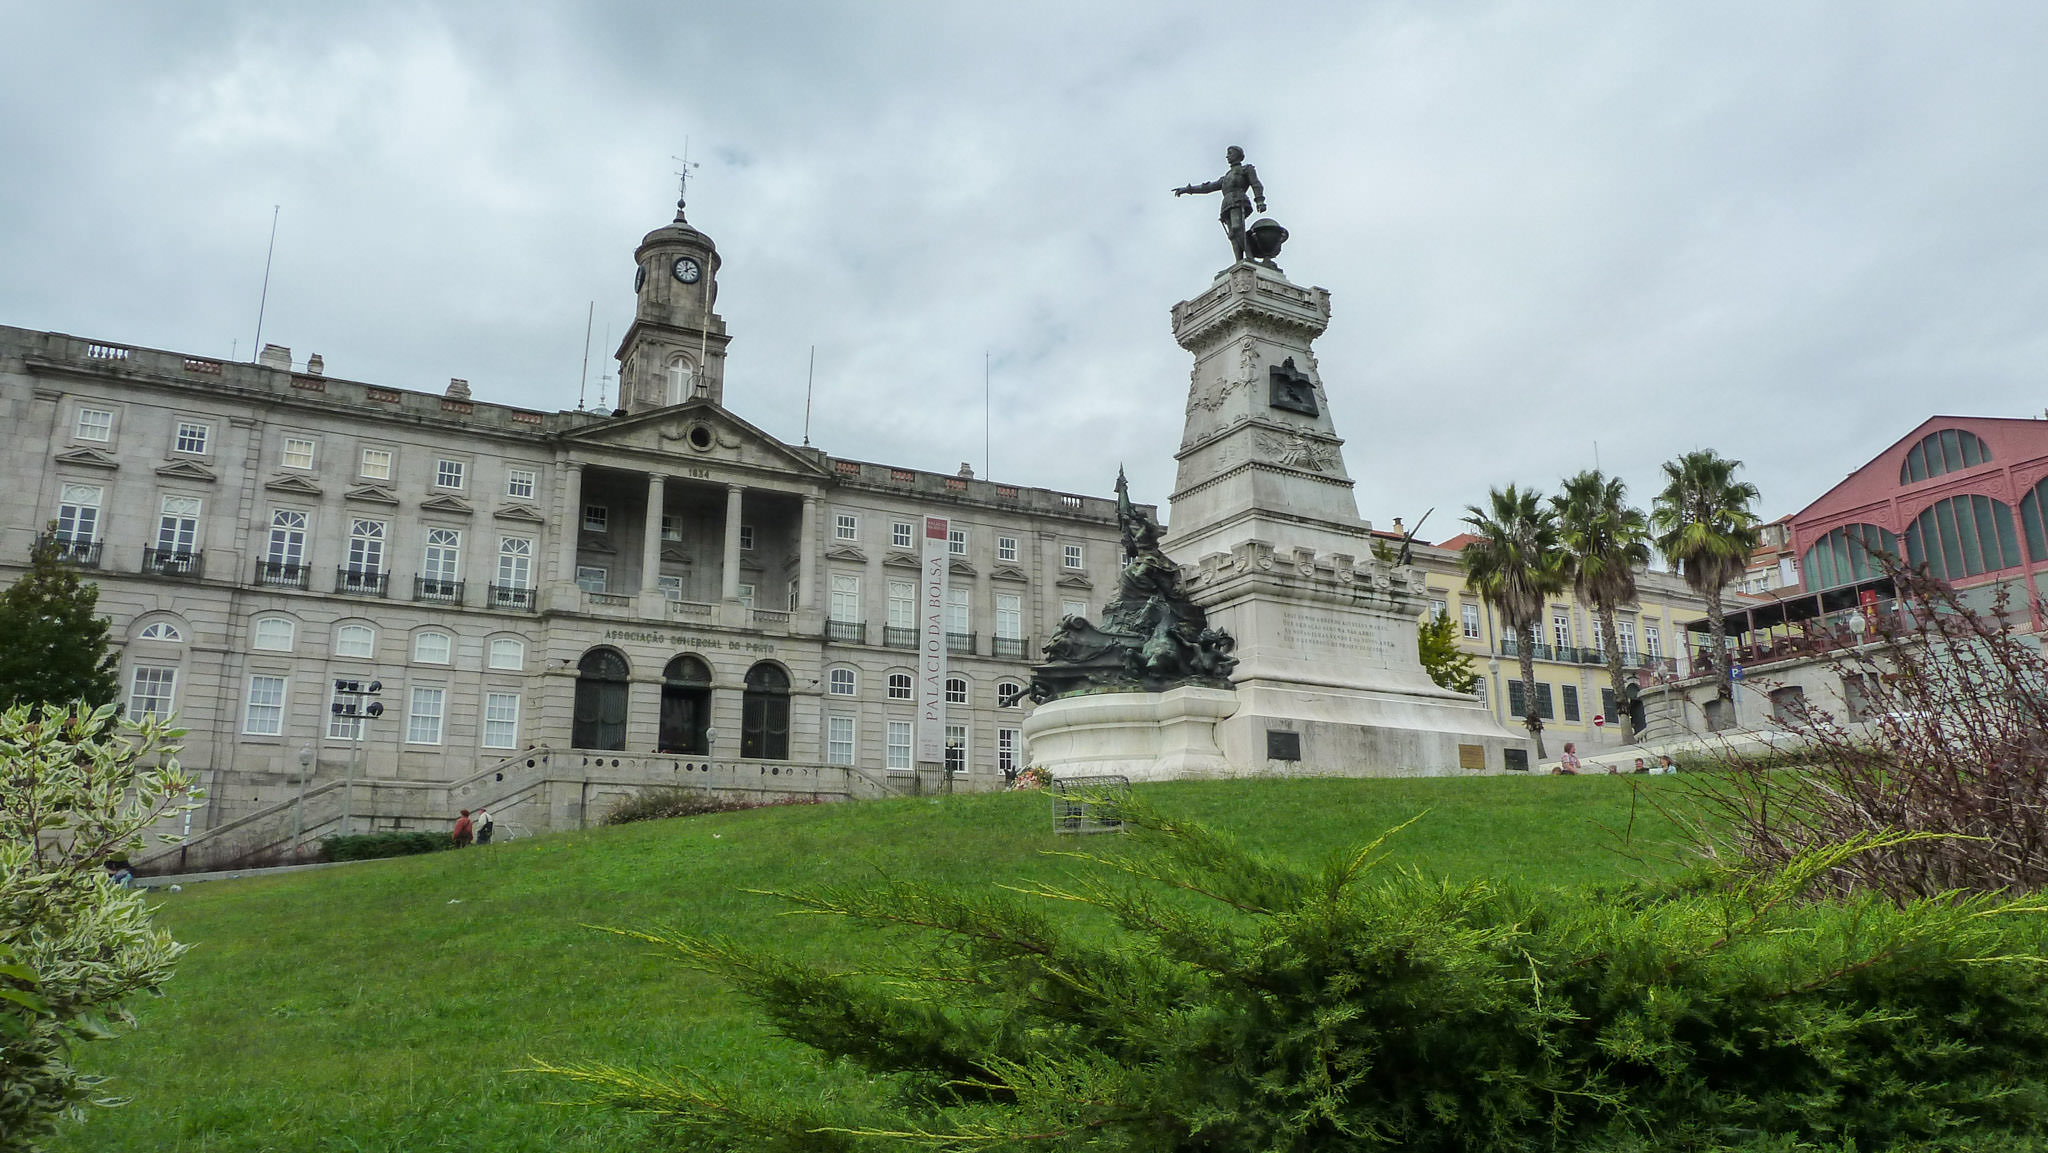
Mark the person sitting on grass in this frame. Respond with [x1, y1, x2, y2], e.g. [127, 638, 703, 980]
[1553, 742, 1582, 775]
[1631, 757, 1649, 774]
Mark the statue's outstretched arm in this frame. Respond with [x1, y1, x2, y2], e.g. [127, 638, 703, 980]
[1174, 178, 1223, 196]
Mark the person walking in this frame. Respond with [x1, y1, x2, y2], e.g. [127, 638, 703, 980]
[473, 806, 494, 846]
[452, 809, 474, 847]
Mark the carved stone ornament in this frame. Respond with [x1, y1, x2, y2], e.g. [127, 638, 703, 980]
[1255, 429, 1338, 473]
[1013, 469, 1238, 705]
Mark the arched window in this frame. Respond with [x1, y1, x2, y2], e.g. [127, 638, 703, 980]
[659, 654, 712, 755]
[1904, 494, 2021, 582]
[2016, 477, 2048, 564]
[828, 668, 857, 696]
[573, 648, 630, 751]
[137, 621, 183, 642]
[887, 672, 913, 700]
[997, 680, 1023, 707]
[334, 624, 375, 659]
[413, 631, 452, 664]
[1800, 524, 1899, 591]
[945, 676, 968, 705]
[741, 662, 790, 760]
[666, 358, 695, 406]
[1900, 428, 1992, 484]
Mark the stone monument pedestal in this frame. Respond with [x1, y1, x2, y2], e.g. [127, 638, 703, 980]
[1021, 687, 1237, 782]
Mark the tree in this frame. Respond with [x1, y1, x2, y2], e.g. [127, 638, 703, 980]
[1460, 486, 1567, 758]
[1416, 610, 1477, 694]
[0, 534, 119, 714]
[543, 802, 2048, 1152]
[0, 704, 197, 1150]
[1650, 450, 1761, 708]
[1553, 470, 1651, 742]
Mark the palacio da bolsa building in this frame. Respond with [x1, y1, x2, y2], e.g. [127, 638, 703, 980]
[0, 196, 1130, 867]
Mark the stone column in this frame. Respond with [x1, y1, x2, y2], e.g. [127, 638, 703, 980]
[557, 463, 583, 584]
[797, 494, 818, 612]
[721, 484, 745, 602]
[640, 473, 667, 598]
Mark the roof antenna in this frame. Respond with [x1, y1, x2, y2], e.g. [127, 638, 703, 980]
[577, 301, 594, 411]
[671, 139, 699, 223]
[597, 324, 612, 410]
[251, 204, 280, 361]
[803, 345, 815, 445]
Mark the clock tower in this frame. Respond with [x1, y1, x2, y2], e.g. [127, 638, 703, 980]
[616, 194, 730, 413]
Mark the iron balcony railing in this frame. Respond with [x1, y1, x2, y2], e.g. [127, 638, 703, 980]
[883, 625, 918, 649]
[489, 584, 536, 611]
[947, 631, 977, 655]
[36, 533, 100, 568]
[143, 547, 204, 579]
[826, 619, 866, 644]
[1497, 638, 1555, 662]
[336, 567, 389, 597]
[414, 576, 464, 604]
[992, 635, 1031, 660]
[254, 560, 309, 589]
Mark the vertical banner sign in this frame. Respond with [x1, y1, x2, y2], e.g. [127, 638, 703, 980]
[917, 516, 951, 761]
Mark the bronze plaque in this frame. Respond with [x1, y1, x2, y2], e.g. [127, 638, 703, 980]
[1458, 744, 1487, 771]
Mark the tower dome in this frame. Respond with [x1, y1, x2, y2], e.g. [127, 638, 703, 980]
[617, 196, 730, 413]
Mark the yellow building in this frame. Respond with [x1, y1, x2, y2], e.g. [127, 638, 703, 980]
[1406, 529, 1710, 753]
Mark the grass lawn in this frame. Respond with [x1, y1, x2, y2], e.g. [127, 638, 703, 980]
[51, 775, 1698, 1152]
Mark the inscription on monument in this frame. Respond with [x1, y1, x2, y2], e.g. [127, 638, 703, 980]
[601, 628, 778, 654]
[1278, 608, 1398, 663]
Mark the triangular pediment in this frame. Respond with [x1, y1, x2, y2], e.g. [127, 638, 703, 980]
[418, 493, 473, 515]
[825, 544, 867, 563]
[579, 534, 616, 555]
[660, 544, 693, 563]
[265, 474, 324, 497]
[493, 502, 546, 523]
[561, 399, 831, 477]
[990, 565, 1030, 583]
[1056, 573, 1094, 590]
[54, 447, 119, 470]
[345, 484, 401, 505]
[154, 459, 217, 482]
[949, 558, 977, 577]
[883, 551, 922, 569]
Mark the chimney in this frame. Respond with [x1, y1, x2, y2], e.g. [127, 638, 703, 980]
[446, 378, 471, 400]
[1392, 517, 1404, 534]
[259, 343, 291, 370]
[305, 354, 325, 377]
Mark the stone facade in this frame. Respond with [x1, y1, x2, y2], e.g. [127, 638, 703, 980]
[0, 204, 1129, 866]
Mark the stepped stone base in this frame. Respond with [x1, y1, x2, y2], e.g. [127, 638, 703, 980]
[1022, 687, 1237, 782]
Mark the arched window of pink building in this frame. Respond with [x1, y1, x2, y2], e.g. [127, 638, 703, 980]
[1801, 523, 1898, 590]
[1899, 429, 1991, 485]
[1903, 494, 2020, 582]
[2015, 478, 2048, 564]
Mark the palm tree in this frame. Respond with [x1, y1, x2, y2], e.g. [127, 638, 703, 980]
[1554, 470, 1652, 743]
[1650, 449, 1761, 709]
[1462, 485, 1569, 759]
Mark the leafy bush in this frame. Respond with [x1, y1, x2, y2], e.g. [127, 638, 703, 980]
[541, 803, 2048, 1152]
[600, 786, 821, 826]
[1685, 564, 2048, 899]
[0, 704, 197, 1151]
[318, 832, 453, 863]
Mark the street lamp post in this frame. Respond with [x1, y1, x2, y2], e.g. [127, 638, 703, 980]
[291, 743, 314, 852]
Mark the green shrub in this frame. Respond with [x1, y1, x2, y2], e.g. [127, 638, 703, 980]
[544, 803, 2048, 1153]
[318, 832, 453, 863]
[600, 786, 821, 826]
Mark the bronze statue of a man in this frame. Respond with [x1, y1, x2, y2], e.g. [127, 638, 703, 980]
[1175, 145, 1266, 264]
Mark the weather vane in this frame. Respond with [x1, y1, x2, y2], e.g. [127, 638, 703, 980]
[671, 139, 699, 222]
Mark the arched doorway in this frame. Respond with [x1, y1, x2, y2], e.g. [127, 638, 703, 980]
[572, 648, 630, 750]
[740, 662, 790, 759]
[659, 654, 712, 754]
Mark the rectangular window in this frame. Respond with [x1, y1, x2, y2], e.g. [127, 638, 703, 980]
[830, 574, 860, 622]
[658, 514, 680, 542]
[737, 583, 756, 610]
[56, 484, 103, 542]
[995, 593, 1022, 640]
[948, 527, 967, 556]
[406, 687, 446, 745]
[888, 580, 916, 628]
[575, 566, 608, 593]
[435, 459, 465, 490]
[1618, 620, 1637, 656]
[422, 528, 462, 582]
[658, 574, 683, 601]
[328, 683, 364, 741]
[360, 448, 393, 480]
[892, 521, 914, 549]
[157, 497, 202, 554]
[346, 519, 385, 576]
[1562, 684, 1580, 723]
[583, 505, 608, 532]
[1601, 687, 1616, 724]
[834, 513, 859, 541]
[1062, 599, 1087, 620]
[998, 728, 1019, 776]
[266, 509, 306, 566]
[497, 537, 533, 589]
[128, 666, 176, 718]
[945, 723, 968, 773]
[1590, 617, 1605, 651]
[483, 692, 520, 749]
[946, 587, 971, 636]
[886, 720, 913, 770]
[827, 715, 855, 765]
[788, 577, 801, 611]
[505, 468, 536, 499]
[1644, 625, 1662, 658]
[1552, 614, 1572, 651]
[1473, 674, 1487, 704]
[1461, 602, 1481, 640]
[243, 675, 286, 735]
[1506, 680, 1556, 721]
[1062, 543, 1084, 569]
[174, 421, 210, 455]
[281, 437, 316, 470]
[75, 407, 113, 442]
[739, 524, 755, 551]
[1429, 598, 1448, 620]
[998, 536, 1019, 562]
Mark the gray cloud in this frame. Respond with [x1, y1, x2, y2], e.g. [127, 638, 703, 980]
[7, 2, 2048, 534]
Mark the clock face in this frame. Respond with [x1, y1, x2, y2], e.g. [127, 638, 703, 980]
[634, 264, 646, 292]
[672, 257, 702, 284]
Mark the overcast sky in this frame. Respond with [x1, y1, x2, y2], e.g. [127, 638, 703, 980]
[7, 3, 2048, 537]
